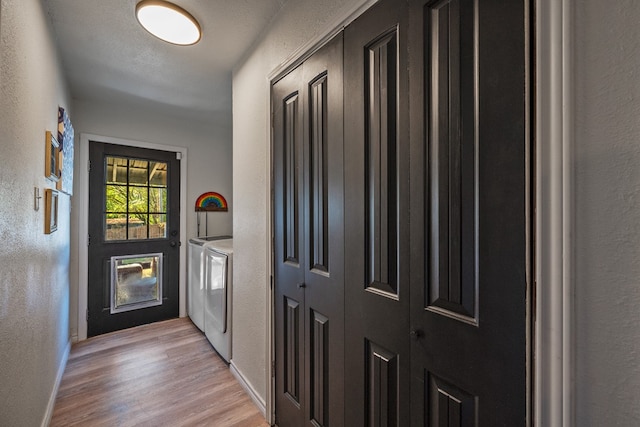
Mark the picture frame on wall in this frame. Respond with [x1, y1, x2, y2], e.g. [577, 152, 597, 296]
[45, 189, 59, 234]
[57, 107, 74, 195]
[45, 131, 61, 182]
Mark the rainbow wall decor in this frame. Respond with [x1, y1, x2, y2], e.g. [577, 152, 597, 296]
[195, 192, 228, 211]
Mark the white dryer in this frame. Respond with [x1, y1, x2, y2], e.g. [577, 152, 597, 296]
[187, 235, 230, 332]
[203, 238, 233, 363]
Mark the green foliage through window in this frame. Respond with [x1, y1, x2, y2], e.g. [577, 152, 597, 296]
[104, 156, 168, 240]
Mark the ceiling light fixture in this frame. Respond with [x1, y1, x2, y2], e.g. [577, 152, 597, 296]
[135, 0, 201, 46]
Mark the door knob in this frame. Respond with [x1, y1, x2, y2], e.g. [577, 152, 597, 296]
[297, 283, 306, 289]
[170, 241, 177, 247]
[410, 329, 424, 340]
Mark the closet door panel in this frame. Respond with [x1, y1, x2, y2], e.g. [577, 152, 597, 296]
[302, 33, 345, 427]
[344, 1, 411, 425]
[409, 0, 529, 424]
[274, 65, 306, 427]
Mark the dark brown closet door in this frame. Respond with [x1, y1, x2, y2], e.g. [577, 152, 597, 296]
[408, 0, 529, 424]
[273, 33, 344, 427]
[343, 0, 412, 425]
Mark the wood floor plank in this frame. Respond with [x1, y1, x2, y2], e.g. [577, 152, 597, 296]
[50, 318, 269, 427]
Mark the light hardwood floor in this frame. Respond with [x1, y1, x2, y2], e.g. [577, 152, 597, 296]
[50, 318, 269, 427]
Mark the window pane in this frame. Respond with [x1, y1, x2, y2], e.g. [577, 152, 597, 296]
[128, 186, 149, 213]
[105, 214, 127, 241]
[129, 159, 149, 185]
[128, 214, 148, 240]
[105, 185, 127, 213]
[149, 214, 167, 239]
[149, 188, 167, 213]
[106, 157, 127, 184]
[149, 161, 167, 186]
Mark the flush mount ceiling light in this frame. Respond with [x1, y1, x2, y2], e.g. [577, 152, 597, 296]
[136, 0, 201, 46]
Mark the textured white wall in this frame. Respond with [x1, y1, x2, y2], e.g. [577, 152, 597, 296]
[68, 99, 232, 337]
[0, 0, 71, 425]
[231, 0, 370, 405]
[574, 1, 640, 424]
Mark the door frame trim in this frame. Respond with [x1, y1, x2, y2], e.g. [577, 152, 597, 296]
[77, 132, 188, 341]
[535, 0, 575, 425]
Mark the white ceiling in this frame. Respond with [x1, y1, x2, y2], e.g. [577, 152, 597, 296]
[45, 0, 286, 121]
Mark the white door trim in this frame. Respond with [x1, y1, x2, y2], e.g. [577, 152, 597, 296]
[77, 133, 188, 341]
[535, 0, 574, 425]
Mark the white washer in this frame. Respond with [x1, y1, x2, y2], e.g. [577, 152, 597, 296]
[203, 238, 233, 362]
[187, 236, 230, 332]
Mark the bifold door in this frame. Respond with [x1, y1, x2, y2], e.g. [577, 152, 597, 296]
[408, 0, 528, 424]
[273, 34, 345, 427]
[273, 0, 529, 424]
[343, 0, 412, 425]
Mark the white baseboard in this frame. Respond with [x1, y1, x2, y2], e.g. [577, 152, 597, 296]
[230, 360, 267, 417]
[41, 339, 71, 427]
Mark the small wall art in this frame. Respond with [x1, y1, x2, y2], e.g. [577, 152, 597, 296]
[57, 107, 75, 195]
[45, 188, 59, 234]
[45, 131, 61, 182]
[195, 191, 228, 212]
